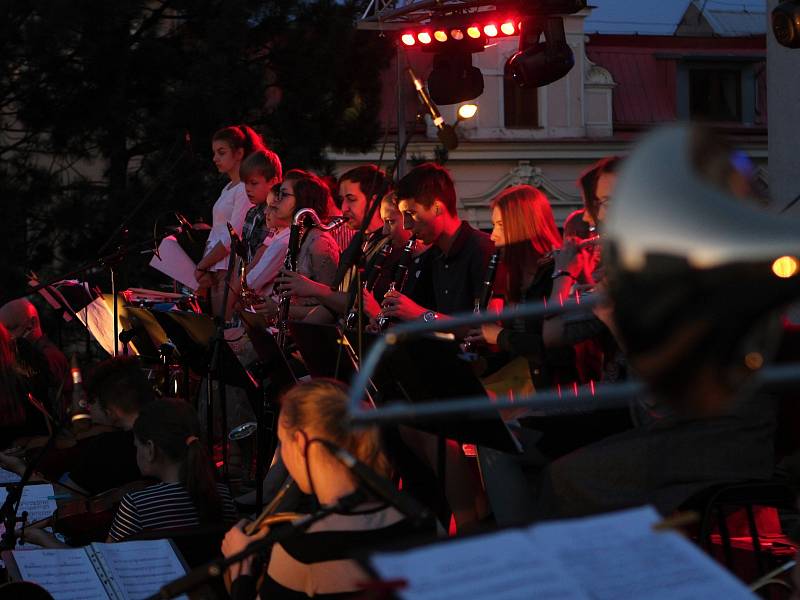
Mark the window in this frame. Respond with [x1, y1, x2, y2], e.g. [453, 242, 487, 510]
[504, 77, 539, 128]
[689, 68, 742, 122]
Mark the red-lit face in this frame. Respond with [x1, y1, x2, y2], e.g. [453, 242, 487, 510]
[339, 179, 369, 230]
[212, 141, 243, 179]
[244, 173, 272, 205]
[381, 200, 411, 247]
[398, 197, 442, 245]
[489, 206, 506, 248]
[273, 179, 297, 222]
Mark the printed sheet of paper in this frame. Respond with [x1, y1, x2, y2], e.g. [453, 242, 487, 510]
[14, 548, 109, 600]
[94, 539, 187, 600]
[371, 530, 587, 600]
[0, 484, 57, 523]
[0, 467, 21, 485]
[149, 236, 199, 290]
[529, 506, 756, 600]
[370, 506, 756, 600]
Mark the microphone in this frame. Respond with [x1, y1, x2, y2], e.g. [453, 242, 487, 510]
[318, 439, 430, 523]
[407, 67, 459, 151]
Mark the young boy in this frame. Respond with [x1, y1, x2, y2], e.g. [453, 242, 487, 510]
[240, 149, 283, 262]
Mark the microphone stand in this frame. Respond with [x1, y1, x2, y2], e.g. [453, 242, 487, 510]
[144, 489, 366, 600]
[206, 223, 239, 480]
[339, 127, 417, 360]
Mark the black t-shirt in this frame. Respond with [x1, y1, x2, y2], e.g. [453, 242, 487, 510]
[69, 430, 142, 495]
[430, 221, 495, 315]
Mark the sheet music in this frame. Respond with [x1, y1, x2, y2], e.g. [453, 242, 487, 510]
[13, 548, 109, 600]
[370, 530, 587, 600]
[0, 483, 58, 522]
[0, 467, 21, 485]
[529, 506, 756, 599]
[93, 539, 188, 600]
[149, 235, 199, 290]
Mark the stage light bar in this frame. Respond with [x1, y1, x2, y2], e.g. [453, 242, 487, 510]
[399, 16, 521, 51]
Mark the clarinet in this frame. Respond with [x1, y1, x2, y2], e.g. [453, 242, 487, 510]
[275, 209, 346, 349]
[275, 218, 303, 349]
[462, 250, 501, 353]
[344, 241, 393, 330]
[376, 235, 417, 331]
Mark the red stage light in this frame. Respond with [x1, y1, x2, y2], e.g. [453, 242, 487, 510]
[451, 28, 465, 40]
[484, 24, 498, 37]
[418, 31, 432, 44]
[466, 25, 481, 39]
[401, 33, 416, 46]
[434, 30, 448, 42]
[500, 21, 516, 35]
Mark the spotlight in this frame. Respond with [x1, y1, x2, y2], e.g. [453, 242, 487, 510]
[434, 30, 448, 42]
[451, 28, 465, 40]
[772, 1, 800, 48]
[401, 33, 416, 46]
[500, 21, 516, 35]
[427, 51, 484, 105]
[484, 24, 499, 37]
[505, 17, 574, 88]
[418, 31, 432, 44]
[466, 26, 481, 39]
[457, 103, 478, 120]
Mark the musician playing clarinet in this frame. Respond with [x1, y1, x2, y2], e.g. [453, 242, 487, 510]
[275, 165, 390, 321]
[463, 185, 576, 390]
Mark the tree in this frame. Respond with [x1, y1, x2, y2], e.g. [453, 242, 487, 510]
[1, 0, 392, 301]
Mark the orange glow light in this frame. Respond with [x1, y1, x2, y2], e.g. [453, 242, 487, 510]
[418, 31, 432, 44]
[467, 26, 481, 38]
[484, 24, 498, 37]
[451, 28, 464, 40]
[500, 21, 516, 35]
[401, 33, 416, 46]
[434, 30, 448, 42]
[772, 255, 799, 278]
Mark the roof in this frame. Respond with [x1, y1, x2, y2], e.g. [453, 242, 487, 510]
[584, 0, 765, 36]
[700, 1, 766, 36]
[584, 0, 692, 35]
[586, 35, 767, 128]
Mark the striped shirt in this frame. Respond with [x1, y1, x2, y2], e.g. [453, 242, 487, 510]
[231, 504, 432, 599]
[108, 482, 237, 542]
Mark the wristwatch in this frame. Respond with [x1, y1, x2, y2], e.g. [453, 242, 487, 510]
[422, 310, 438, 322]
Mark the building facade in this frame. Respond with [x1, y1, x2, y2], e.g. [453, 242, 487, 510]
[333, 2, 767, 229]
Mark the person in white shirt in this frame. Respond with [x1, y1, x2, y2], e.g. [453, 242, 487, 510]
[195, 124, 267, 316]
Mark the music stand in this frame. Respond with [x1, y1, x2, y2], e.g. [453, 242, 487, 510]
[364, 334, 521, 454]
[288, 322, 360, 383]
[119, 306, 168, 359]
[149, 311, 260, 458]
[240, 316, 298, 509]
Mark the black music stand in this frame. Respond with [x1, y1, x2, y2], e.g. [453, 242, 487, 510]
[149, 311, 260, 456]
[288, 322, 361, 383]
[119, 306, 169, 360]
[240, 313, 299, 509]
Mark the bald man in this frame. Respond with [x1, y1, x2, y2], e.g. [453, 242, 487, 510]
[0, 298, 70, 410]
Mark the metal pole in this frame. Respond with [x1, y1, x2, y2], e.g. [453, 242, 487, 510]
[396, 45, 408, 179]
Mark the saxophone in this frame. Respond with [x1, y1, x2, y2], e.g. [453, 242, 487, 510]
[344, 241, 393, 330]
[275, 209, 345, 348]
[376, 235, 417, 331]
